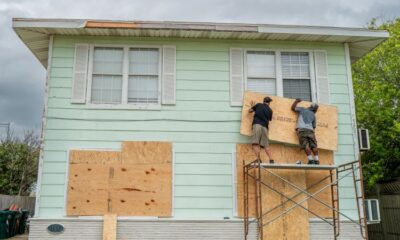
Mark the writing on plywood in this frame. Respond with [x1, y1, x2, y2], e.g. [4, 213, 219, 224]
[240, 91, 338, 151]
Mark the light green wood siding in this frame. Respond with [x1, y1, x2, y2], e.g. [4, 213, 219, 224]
[38, 36, 358, 219]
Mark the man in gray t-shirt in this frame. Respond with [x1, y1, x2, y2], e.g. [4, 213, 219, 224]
[291, 99, 319, 164]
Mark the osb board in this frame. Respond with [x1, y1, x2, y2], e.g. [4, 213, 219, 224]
[70, 150, 121, 164]
[103, 214, 117, 240]
[121, 142, 172, 164]
[240, 91, 338, 151]
[67, 141, 172, 217]
[110, 164, 172, 216]
[237, 144, 310, 240]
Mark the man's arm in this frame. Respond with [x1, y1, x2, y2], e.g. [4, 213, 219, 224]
[291, 98, 302, 112]
[312, 117, 317, 129]
[248, 100, 256, 113]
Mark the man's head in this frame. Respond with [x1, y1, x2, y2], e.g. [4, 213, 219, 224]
[263, 96, 273, 105]
[309, 103, 319, 112]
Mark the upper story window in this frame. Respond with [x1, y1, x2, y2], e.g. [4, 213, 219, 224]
[229, 48, 329, 107]
[281, 52, 312, 101]
[244, 50, 313, 101]
[71, 44, 176, 108]
[91, 47, 124, 104]
[246, 51, 276, 95]
[88, 46, 161, 107]
[128, 48, 160, 104]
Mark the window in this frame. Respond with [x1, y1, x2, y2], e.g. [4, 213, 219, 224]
[128, 48, 160, 104]
[91, 47, 124, 104]
[281, 52, 312, 101]
[89, 46, 161, 106]
[246, 51, 276, 95]
[365, 199, 380, 223]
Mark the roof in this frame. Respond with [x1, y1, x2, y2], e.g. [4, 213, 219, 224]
[12, 18, 389, 67]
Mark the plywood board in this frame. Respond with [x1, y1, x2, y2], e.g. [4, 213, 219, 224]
[110, 164, 172, 216]
[237, 143, 334, 239]
[240, 91, 338, 151]
[103, 214, 117, 240]
[67, 141, 173, 217]
[121, 142, 172, 164]
[305, 150, 334, 218]
[67, 164, 111, 216]
[70, 150, 121, 164]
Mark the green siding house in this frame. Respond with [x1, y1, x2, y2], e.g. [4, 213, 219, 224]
[13, 18, 388, 239]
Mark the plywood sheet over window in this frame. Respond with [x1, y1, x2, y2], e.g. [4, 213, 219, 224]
[240, 91, 338, 151]
[67, 142, 172, 217]
[236, 144, 334, 236]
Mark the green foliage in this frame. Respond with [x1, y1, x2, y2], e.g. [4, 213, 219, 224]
[353, 18, 400, 187]
[0, 132, 40, 196]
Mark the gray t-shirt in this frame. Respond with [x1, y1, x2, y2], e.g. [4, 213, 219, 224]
[295, 107, 316, 131]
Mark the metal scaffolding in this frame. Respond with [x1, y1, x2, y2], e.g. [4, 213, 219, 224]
[243, 160, 368, 240]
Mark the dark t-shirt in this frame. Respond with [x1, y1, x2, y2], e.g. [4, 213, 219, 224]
[252, 103, 273, 129]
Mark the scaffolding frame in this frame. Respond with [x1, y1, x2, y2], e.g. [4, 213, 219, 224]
[243, 159, 368, 240]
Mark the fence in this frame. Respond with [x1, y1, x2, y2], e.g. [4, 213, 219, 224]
[367, 180, 400, 240]
[0, 194, 35, 214]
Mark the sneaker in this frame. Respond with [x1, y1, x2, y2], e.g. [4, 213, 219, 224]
[269, 159, 275, 164]
[314, 160, 320, 165]
[307, 160, 315, 165]
[295, 160, 302, 165]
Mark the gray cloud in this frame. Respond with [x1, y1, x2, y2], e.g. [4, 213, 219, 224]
[0, 0, 399, 137]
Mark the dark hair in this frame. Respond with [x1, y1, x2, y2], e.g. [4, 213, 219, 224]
[263, 97, 273, 103]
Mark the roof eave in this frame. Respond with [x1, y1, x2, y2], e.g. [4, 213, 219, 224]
[12, 18, 389, 68]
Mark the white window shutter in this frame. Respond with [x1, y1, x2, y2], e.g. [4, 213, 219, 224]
[314, 50, 330, 104]
[71, 44, 89, 103]
[162, 46, 176, 105]
[230, 48, 244, 106]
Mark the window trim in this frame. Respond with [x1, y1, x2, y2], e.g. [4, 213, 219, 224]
[243, 48, 316, 102]
[86, 44, 162, 110]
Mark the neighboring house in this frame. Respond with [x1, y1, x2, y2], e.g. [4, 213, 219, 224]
[13, 18, 388, 240]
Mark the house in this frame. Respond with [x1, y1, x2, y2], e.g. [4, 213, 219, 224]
[13, 18, 389, 240]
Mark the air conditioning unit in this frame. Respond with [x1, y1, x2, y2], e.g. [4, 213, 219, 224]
[358, 128, 370, 151]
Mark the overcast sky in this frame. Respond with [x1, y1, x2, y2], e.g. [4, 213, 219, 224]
[0, 0, 399, 138]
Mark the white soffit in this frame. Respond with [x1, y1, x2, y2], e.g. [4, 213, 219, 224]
[12, 18, 389, 67]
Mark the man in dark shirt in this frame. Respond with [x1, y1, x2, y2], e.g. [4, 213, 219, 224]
[248, 96, 274, 162]
[291, 98, 319, 164]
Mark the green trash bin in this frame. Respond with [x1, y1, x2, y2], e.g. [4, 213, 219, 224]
[7, 211, 18, 238]
[18, 211, 29, 235]
[0, 211, 10, 239]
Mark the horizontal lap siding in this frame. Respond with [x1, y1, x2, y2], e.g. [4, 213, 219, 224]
[39, 36, 358, 219]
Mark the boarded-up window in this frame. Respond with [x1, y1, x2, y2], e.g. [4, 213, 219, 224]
[67, 142, 172, 217]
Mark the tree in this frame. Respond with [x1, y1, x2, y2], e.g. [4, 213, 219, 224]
[0, 132, 40, 196]
[352, 18, 400, 187]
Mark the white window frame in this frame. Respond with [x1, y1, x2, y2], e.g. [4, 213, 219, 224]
[365, 199, 381, 223]
[243, 48, 316, 102]
[86, 44, 162, 110]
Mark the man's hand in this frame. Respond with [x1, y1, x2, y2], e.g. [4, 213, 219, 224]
[291, 98, 301, 111]
[248, 100, 256, 113]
